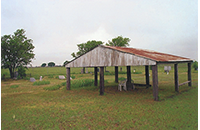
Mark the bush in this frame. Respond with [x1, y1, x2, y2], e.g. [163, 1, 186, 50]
[10, 85, 19, 88]
[193, 61, 198, 70]
[43, 84, 61, 90]
[33, 81, 50, 86]
[71, 75, 75, 79]
[18, 65, 27, 79]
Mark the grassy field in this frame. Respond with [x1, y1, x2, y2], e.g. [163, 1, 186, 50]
[1, 64, 198, 129]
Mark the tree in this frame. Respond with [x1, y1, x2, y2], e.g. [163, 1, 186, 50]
[48, 62, 55, 67]
[18, 65, 27, 79]
[63, 60, 69, 66]
[106, 36, 130, 47]
[193, 61, 198, 70]
[71, 40, 103, 73]
[41, 63, 46, 67]
[71, 40, 103, 58]
[1, 29, 35, 78]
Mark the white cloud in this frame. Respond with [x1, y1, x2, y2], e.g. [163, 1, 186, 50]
[77, 26, 113, 43]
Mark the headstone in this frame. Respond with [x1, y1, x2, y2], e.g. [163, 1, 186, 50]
[81, 69, 84, 74]
[59, 75, 65, 80]
[40, 76, 42, 81]
[164, 66, 171, 74]
[70, 77, 72, 80]
[30, 77, 36, 82]
[14, 71, 18, 79]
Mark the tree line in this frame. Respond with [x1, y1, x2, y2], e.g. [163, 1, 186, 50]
[1, 29, 198, 78]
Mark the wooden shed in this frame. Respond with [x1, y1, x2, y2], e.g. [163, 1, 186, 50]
[65, 45, 193, 101]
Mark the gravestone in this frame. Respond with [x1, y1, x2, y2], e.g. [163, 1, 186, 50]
[81, 69, 84, 74]
[164, 66, 171, 74]
[30, 77, 36, 82]
[40, 76, 42, 81]
[59, 75, 65, 80]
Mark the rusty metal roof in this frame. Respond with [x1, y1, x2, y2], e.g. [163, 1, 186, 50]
[103, 45, 193, 63]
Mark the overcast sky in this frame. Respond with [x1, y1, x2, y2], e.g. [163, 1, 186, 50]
[1, 0, 198, 66]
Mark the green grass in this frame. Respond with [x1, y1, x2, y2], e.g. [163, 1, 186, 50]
[1, 64, 198, 129]
[43, 84, 61, 91]
[33, 80, 50, 86]
[10, 85, 19, 88]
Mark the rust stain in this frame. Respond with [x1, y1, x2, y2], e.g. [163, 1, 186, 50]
[104, 45, 192, 62]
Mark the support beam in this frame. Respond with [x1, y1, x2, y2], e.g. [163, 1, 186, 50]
[94, 67, 98, 86]
[174, 64, 179, 92]
[188, 63, 192, 86]
[115, 66, 118, 83]
[152, 65, 158, 101]
[100, 67, 104, 95]
[66, 67, 70, 90]
[126, 66, 132, 90]
[145, 65, 149, 88]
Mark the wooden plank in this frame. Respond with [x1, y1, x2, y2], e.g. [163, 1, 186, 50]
[126, 66, 132, 90]
[188, 63, 192, 86]
[94, 67, 98, 86]
[178, 81, 191, 86]
[174, 64, 179, 92]
[100, 67, 104, 95]
[145, 65, 149, 88]
[115, 66, 118, 83]
[66, 67, 70, 90]
[152, 65, 159, 101]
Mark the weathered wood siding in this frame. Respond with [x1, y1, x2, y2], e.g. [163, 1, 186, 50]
[66, 46, 156, 67]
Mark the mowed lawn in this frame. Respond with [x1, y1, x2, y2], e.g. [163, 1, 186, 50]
[1, 64, 198, 129]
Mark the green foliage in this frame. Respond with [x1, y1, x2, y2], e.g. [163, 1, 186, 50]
[63, 60, 68, 66]
[118, 77, 126, 81]
[43, 84, 61, 91]
[33, 81, 50, 86]
[71, 40, 103, 58]
[10, 85, 19, 88]
[106, 36, 130, 47]
[48, 74, 54, 78]
[17, 65, 27, 79]
[132, 71, 142, 74]
[1, 29, 35, 78]
[71, 75, 75, 79]
[118, 71, 127, 74]
[41, 63, 46, 67]
[48, 62, 55, 67]
[193, 61, 198, 70]
[72, 79, 94, 88]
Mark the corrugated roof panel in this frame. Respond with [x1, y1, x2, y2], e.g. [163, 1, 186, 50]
[104, 45, 192, 62]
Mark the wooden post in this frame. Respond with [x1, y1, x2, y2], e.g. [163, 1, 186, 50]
[145, 65, 149, 88]
[66, 67, 70, 90]
[152, 65, 158, 101]
[188, 63, 192, 86]
[100, 67, 104, 95]
[115, 66, 118, 83]
[126, 66, 132, 90]
[174, 64, 179, 92]
[94, 67, 98, 86]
